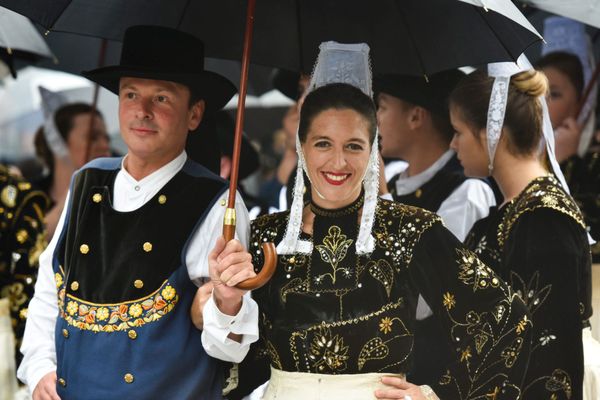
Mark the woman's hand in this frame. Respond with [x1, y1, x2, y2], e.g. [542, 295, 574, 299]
[554, 117, 581, 162]
[374, 376, 438, 400]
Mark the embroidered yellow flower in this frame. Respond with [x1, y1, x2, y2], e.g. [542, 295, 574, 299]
[129, 303, 143, 318]
[379, 317, 393, 334]
[55, 273, 63, 288]
[516, 316, 528, 334]
[161, 285, 176, 301]
[67, 301, 78, 316]
[460, 346, 472, 363]
[442, 292, 456, 310]
[96, 307, 109, 321]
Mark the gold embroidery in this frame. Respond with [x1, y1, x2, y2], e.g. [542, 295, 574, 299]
[358, 337, 389, 370]
[314, 226, 353, 284]
[368, 260, 394, 298]
[443, 292, 456, 310]
[308, 327, 350, 373]
[456, 248, 500, 291]
[498, 176, 585, 248]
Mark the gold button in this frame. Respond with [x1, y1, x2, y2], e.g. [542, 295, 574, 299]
[143, 242, 152, 252]
[80, 244, 89, 254]
[62, 328, 69, 338]
[134, 280, 144, 289]
[415, 188, 423, 198]
[124, 373, 134, 384]
[58, 378, 66, 387]
[70, 281, 79, 291]
[128, 330, 137, 340]
[158, 195, 167, 204]
[220, 199, 226, 206]
[92, 193, 102, 203]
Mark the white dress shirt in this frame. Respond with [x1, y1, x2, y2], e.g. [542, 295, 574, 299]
[17, 151, 258, 392]
[391, 150, 496, 241]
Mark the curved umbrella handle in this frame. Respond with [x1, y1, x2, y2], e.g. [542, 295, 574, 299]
[222, 208, 277, 290]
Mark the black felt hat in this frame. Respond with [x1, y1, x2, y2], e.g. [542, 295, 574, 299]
[374, 70, 465, 116]
[82, 25, 237, 113]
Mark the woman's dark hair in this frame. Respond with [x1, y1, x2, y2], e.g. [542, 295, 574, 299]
[298, 83, 377, 144]
[535, 51, 584, 98]
[34, 103, 102, 173]
[449, 69, 548, 157]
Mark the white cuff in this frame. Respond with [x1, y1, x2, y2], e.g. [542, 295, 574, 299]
[201, 292, 259, 363]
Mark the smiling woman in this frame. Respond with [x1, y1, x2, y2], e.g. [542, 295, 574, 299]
[230, 67, 532, 399]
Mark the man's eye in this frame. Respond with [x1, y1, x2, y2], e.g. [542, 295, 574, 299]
[156, 95, 168, 103]
[125, 92, 136, 99]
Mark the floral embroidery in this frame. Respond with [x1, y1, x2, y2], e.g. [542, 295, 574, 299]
[308, 327, 350, 373]
[515, 316, 529, 334]
[56, 273, 179, 333]
[55, 273, 63, 288]
[314, 226, 353, 284]
[443, 292, 456, 310]
[379, 317, 393, 334]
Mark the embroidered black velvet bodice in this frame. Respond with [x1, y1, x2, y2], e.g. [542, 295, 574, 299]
[233, 198, 533, 400]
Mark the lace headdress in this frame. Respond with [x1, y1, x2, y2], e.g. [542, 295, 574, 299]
[277, 41, 378, 255]
[486, 54, 569, 192]
[542, 17, 597, 157]
[39, 86, 70, 160]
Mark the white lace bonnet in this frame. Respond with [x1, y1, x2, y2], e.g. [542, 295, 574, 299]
[39, 86, 71, 160]
[277, 41, 379, 256]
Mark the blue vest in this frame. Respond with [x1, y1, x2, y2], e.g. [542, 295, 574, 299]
[52, 157, 228, 399]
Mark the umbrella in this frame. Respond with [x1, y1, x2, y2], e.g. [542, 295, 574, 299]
[0, 0, 543, 289]
[518, 0, 600, 29]
[0, 0, 542, 76]
[0, 6, 54, 78]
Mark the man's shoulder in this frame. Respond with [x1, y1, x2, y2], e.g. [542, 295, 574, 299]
[79, 157, 123, 172]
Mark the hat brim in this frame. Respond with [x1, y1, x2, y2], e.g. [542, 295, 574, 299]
[82, 66, 237, 113]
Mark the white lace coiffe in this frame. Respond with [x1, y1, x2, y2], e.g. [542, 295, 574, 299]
[486, 54, 569, 193]
[277, 41, 379, 256]
[39, 86, 70, 160]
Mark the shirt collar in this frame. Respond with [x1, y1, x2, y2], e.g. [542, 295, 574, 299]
[120, 151, 188, 191]
[394, 149, 455, 195]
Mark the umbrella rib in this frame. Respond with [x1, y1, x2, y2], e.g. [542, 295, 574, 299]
[392, 0, 428, 78]
[295, 0, 305, 73]
[176, 0, 194, 30]
[472, 6, 518, 63]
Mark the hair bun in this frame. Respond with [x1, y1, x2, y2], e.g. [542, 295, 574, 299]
[511, 69, 548, 98]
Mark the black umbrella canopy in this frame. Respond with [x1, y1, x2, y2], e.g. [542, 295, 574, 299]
[0, 0, 541, 76]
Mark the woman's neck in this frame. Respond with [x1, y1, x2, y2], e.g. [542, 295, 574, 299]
[492, 153, 548, 206]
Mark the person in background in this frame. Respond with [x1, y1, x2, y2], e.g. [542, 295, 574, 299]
[0, 164, 49, 371]
[450, 66, 591, 400]
[33, 89, 111, 238]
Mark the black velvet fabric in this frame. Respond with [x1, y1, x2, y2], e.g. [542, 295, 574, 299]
[388, 155, 466, 212]
[229, 198, 532, 400]
[466, 176, 592, 400]
[58, 164, 226, 303]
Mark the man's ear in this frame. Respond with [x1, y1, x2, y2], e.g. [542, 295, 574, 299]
[188, 100, 206, 131]
[407, 106, 426, 129]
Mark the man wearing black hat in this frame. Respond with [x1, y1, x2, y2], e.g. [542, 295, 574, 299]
[18, 26, 258, 400]
[375, 71, 496, 241]
[374, 71, 496, 386]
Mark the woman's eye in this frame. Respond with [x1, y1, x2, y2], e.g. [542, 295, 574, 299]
[549, 91, 562, 99]
[314, 141, 330, 148]
[347, 143, 364, 151]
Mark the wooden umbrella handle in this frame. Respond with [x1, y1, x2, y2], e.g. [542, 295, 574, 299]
[223, 208, 277, 290]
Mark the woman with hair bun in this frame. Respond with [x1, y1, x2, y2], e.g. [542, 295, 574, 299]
[449, 67, 592, 400]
